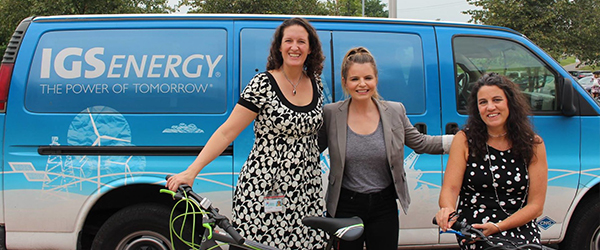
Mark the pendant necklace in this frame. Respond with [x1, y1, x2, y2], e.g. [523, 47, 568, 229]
[485, 144, 528, 216]
[283, 70, 303, 95]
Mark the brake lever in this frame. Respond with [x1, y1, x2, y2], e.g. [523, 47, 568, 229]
[159, 189, 184, 200]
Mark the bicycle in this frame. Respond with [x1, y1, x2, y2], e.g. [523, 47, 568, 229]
[160, 176, 364, 250]
[432, 216, 556, 250]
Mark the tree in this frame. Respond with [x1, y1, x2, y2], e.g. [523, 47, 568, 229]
[0, 0, 174, 56]
[324, 0, 388, 17]
[179, 0, 388, 17]
[464, 0, 571, 60]
[563, 0, 600, 66]
[180, 0, 329, 15]
[464, 0, 600, 67]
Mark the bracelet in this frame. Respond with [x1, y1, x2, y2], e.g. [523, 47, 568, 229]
[489, 222, 502, 233]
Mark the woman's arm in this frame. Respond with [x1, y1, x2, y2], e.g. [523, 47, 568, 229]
[394, 101, 451, 154]
[475, 136, 548, 236]
[436, 131, 468, 231]
[166, 104, 257, 191]
[317, 107, 329, 153]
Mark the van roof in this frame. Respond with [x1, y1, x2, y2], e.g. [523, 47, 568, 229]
[30, 13, 522, 35]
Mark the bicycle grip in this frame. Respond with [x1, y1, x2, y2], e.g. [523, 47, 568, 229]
[432, 216, 463, 231]
[220, 219, 245, 245]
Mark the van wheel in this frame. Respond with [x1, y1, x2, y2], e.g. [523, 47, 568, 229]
[92, 203, 198, 250]
[559, 196, 600, 250]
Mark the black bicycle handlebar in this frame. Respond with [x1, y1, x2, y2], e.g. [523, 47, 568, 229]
[432, 216, 552, 250]
[432, 216, 482, 240]
[166, 175, 245, 245]
[432, 216, 463, 232]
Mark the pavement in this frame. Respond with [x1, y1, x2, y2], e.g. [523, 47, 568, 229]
[563, 62, 579, 71]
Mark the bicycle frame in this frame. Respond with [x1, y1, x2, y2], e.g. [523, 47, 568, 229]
[161, 179, 363, 250]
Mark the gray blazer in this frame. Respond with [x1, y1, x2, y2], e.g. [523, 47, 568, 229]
[319, 98, 446, 216]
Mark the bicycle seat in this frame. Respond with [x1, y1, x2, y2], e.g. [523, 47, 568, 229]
[302, 216, 364, 241]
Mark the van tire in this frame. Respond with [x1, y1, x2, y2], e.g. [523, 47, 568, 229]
[559, 196, 600, 250]
[92, 203, 198, 250]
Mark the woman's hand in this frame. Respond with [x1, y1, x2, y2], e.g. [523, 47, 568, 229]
[471, 222, 501, 236]
[166, 169, 197, 191]
[435, 207, 456, 232]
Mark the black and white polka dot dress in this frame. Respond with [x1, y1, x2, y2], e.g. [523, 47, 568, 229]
[234, 72, 325, 250]
[457, 145, 541, 249]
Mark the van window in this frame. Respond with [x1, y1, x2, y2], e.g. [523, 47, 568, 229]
[453, 36, 558, 113]
[332, 32, 425, 114]
[240, 28, 334, 104]
[25, 29, 228, 114]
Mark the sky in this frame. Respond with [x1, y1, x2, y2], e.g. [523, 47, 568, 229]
[167, 0, 479, 23]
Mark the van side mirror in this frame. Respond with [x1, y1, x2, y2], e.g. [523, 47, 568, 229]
[561, 77, 577, 116]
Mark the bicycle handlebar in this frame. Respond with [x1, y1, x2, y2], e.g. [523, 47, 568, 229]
[432, 216, 553, 250]
[432, 216, 483, 240]
[165, 175, 245, 245]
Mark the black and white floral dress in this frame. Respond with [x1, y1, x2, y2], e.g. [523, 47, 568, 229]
[457, 145, 541, 250]
[234, 72, 325, 250]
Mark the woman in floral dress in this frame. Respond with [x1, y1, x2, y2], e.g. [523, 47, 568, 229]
[167, 17, 326, 249]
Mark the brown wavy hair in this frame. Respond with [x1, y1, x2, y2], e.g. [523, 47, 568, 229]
[266, 17, 324, 79]
[340, 47, 381, 99]
[464, 72, 541, 163]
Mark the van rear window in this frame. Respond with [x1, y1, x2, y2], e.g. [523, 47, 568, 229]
[25, 29, 227, 114]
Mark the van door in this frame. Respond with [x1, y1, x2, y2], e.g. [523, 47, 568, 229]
[330, 24, 442, 245]
[436, 26, 581, 243]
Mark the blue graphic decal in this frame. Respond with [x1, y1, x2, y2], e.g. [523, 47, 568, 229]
[537, 216, 556, 230]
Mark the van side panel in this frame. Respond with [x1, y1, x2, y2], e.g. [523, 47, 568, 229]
[5, 19, 236, 248]
[580, 116, 600, 189]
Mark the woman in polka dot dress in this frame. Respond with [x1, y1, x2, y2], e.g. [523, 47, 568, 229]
[167, 17, 326, 250]
[435, 73, 548, 249]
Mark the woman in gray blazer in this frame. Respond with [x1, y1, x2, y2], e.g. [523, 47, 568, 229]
[318, 47, 452, 249]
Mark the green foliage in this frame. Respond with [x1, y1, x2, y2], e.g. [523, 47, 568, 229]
[464, 0, 570, 60]
[324, 0, 388, 17]
[563, 0, 600, 66]
[180, 0, 388, 17]
[180, 0, 329, 15]
[0, 0, 175, 57]
[464, 0, 600, 67]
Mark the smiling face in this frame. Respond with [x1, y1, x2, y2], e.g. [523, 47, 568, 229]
[343, 62, 378, 101]
[477, 85, 509, 131]
[279, 24, 310, 69]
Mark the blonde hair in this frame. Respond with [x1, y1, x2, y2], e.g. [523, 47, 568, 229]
[340, 47, 381, 99]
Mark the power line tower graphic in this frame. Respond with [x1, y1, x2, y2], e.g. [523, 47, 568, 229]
[404, 151, 423, 191]
[41, 136, 71, 199]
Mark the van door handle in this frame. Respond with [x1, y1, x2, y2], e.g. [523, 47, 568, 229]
[415, 123, 427, 134]
[445, 122, 459, 135]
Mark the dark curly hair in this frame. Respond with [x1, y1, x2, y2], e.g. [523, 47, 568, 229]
[464, 72, 541, 163]
[266, 17, 324, 79]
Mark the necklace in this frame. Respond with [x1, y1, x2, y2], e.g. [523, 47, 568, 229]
[282, 70, 303, 96]
[488, 131, 507, 138]
[485, 144, 528, 216]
